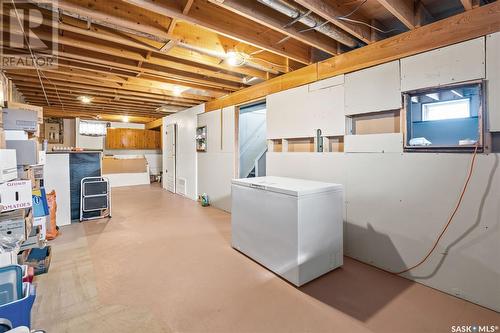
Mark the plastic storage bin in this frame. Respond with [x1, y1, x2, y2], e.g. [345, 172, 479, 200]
[21, 266, 34, 284]
[0, 283, 35, 329]
[0, 266, 22, 305]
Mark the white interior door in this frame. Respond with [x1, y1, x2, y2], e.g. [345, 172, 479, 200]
[165, 124, 177, 193]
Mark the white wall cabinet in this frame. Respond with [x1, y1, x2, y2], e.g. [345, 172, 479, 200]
[345, 61, 401, 115]
[401, 37, 486, 92]
[487, 32, 500, 132]
[267, 75, 345, 139]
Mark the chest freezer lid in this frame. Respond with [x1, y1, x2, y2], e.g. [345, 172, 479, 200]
[232, 176, 343, 197]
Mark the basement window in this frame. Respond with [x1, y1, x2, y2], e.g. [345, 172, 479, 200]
[79, 120, 107, 136]
[422, 99, 470, 121]
[405, 82, 483, 151]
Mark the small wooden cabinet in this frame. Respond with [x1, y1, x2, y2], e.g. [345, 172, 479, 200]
[106, 128, 160, 150]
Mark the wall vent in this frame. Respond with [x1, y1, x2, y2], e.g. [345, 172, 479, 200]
[176, 178, 187, 196]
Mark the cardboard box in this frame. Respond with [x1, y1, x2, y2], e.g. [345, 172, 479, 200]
[4, 102, 43, 124]
[6, 140, 38, 165]
[23, 246, 51, 275]
[0, 180, 33, 212]
[102, 157, 147, 174]
[0, 208, 31, 242]
[18, 165, 44, 184]
[0, 128, 5, 149]
[33, 216, 47, 241]
[0, 149, 17, 183]
[0, 251, 18, 267]
[2, 108, 38, 132]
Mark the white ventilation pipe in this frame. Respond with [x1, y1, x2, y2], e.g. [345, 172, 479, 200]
[257, 0, 360, 48]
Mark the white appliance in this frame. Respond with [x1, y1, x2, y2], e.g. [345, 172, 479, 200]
[231, 176, 344, 286]
[0, 149, 18, 183]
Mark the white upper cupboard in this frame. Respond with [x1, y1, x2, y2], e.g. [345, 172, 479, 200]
[487, 32, 500, 132]
[344, 61, 402, 116]
[267, 75, 345, 139]
[400, 37, 486, 92]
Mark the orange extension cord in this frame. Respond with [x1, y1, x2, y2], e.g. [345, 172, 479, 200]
[392, 144, 480, 275]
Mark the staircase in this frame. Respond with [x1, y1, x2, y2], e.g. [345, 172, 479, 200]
[239, 110, 267, 178]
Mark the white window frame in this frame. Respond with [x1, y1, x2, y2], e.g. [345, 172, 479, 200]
[404, 81, 484, 152]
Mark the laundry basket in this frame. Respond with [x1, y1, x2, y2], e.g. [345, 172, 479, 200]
[0, 283, 36, 329]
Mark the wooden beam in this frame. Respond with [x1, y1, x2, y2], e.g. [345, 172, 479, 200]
[12, 4, 274, 79]
[11, 79, 204, 104]
[121, 0, 314, 64]
[209, 0, 346, 53]
[293, 0, 374, 44]
[460, 0, 480, 11]
[145, 118, 163, 130]
[5, 73, 209, 102]
[15, 84, 196, 105]
[183, 0, 195, 15]
[2, 25, 245, 87]
[159, 40, 178, 53]
[31, 0, 176, 42]
[205, 1, 500, 111]
[376, 0, 415, 29]
[43, 107, 159, 123]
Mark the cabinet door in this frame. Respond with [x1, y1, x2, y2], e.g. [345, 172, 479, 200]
[105, 128, 121, 149]
[144, 130, 160, 149]
[345, 61, 401, 115]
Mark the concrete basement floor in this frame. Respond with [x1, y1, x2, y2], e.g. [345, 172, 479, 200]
[31, 184, 499, 333]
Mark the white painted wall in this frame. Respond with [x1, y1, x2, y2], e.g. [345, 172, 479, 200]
[163, 104, 204, 200]
[189, 35, 500, 311]
[197, 106, 235, 211]
[401, 37, 486, 92]
[345, 61, 401, 115]
[267, 75, 345, 138]
[487, 32, 500, 132]
[267, 152, 500, 311]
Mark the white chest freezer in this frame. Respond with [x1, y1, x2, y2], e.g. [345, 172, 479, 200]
[231, 176, 344, 286]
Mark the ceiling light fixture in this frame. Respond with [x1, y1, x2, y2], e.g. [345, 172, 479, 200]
[225, 51, 247, 67]
[172, 85, 185, 96]
[122, 116, 129, 123]
[78, 96, 92, 104]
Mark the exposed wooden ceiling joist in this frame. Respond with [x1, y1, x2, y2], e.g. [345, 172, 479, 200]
[460, 0, 479, 10]
[293, 0, 376, 44]
[43, 108, 157, 123]
[120, 0, 315, 64]
[376, 0, 415, 29]
[208, 0, 342, 55]
[205, 1, 500, 111]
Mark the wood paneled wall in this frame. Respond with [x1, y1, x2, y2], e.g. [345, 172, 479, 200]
[106, 128, 160, 150]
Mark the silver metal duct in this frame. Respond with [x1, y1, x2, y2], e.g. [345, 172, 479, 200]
[257, 0, 360, 48]
[178, 43, 280, 75]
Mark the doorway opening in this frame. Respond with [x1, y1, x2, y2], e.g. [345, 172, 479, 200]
[238, 101, 267, 178]
[163, 123, 177, 193]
